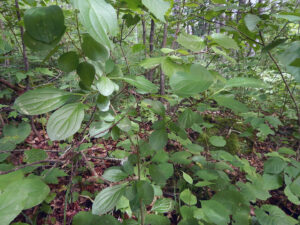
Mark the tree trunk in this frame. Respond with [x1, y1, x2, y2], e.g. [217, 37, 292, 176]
[160, 23, 168, 96]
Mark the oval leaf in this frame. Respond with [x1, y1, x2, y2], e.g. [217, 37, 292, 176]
[82, 34, 109, 62]
[92, 184, 126, 215]
[14, 88, 71, 115]
[170, 64, 214, 97]
[72, 0, 118, 49]
[24, 5, 65, 44]
[58, 51, 79, 72]
[47, 103, 85, 140]
[77, 62, 96, 87]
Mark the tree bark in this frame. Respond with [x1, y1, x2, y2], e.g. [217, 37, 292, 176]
[160, 23, 168, 96]
[141, 15, 147, 58]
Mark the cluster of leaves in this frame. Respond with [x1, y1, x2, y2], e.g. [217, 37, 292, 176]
[0, 0, 300, 225]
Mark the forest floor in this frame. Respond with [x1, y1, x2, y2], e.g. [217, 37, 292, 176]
[6, 114, 300, 225]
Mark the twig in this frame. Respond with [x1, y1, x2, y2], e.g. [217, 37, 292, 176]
[0, 78, 23, 92]
[198, 17, 263, 46]
[31, 116, 43, 141]
[0, 160, 60, 175]
[258, 31, 300, 129]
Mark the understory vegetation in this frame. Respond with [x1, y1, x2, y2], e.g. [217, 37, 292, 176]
[0, 0, 300, 224]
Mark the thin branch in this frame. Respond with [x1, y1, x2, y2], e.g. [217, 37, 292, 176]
[267, 51, 300, 128]
[0, 78, 23, 92]
[198, 17, 263, 46]
[0, 160, 61, 175]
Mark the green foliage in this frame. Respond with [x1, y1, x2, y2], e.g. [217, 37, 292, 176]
[47, 103, 85, 140]
[1, 0, 300, 224]
[92, 184, 126, 215]
[72, 0, 118, 49]
[0, 172, 49, 225]
[14, 88, 72, 115]
[170, 64, 214, 97]
[58, 51, 79, 73]
[0, 122, 31, 151]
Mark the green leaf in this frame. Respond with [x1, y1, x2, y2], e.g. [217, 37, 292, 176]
[196, 169, 219, 181]
[213, 95, 249, 113]
[264, 116, 282, 129]
[257, 124, 275, 138]
[182, 171, 193, 184]
[149, 163, 174, 185]
[170, 151, 192, 165]
[72, 212, 102, 225]
[161, 57, 190, 77]
[149, 129, 168, 150]
[142, 0, 170, 22]
[211, 33, 239, 50]
[201, 200, 230, 225]
[133, 180, 154, 205]
[102, 167, 128, 182]
[177, 32, 205, 52]
[278, 41, 300, 83]
[73, 212, 121, 225]
[58, 51, 79, 73]
[82, 34, 109, 62]
[142, 99, 165, 116]
[72, 0, 118, 49]
[244, 14, 261, 31]
[77, 62, 96, 88]
[178, 219, 199, 225]
[0, 171, 24, 191]
[225, 77, 267, 88]
[211, 0, 226, 3]
[211, 46, 236, 64]
[144, 214, 170, 225]
[120, 76, 158, 93]
[140, 57, 163, 69]
[96, 94, 110, 112]
[209, 136, 226, 147]
[14, 88, 71, 115]
[290, 176, 300, 197]
[180, 189, 197, 205]
[41, 168, 67, 184]
[0, 175, 49, 225]
[47, 103, 85, 141]
[2, 122, 31, 145]
[89, 121, 112, 138]
[152, 198, 174, 213]
[255, 205, 298, 225]
[274, 14, 300, 22]
[96, 77, 115, 96]
[24, 5, 65, 44]
[263, 38, 287, 52]
[186, 144, 204, 154]
[24, 149, 48, 163]
[278, 147, 296, 156]
[22, 176, 50, 209]
[262, 174, 283, 190]
[284, 185, 300, 205]
[170, 64, 214, 97]
[178, 109, 197, 128]
[92, 184, 126, 215]
[117, 117, 132, 132]
[238, 177, 271, 201]
[0, 180, 28, 225]
[195, 181, 214, 187]
[23, 31, 59, 51]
